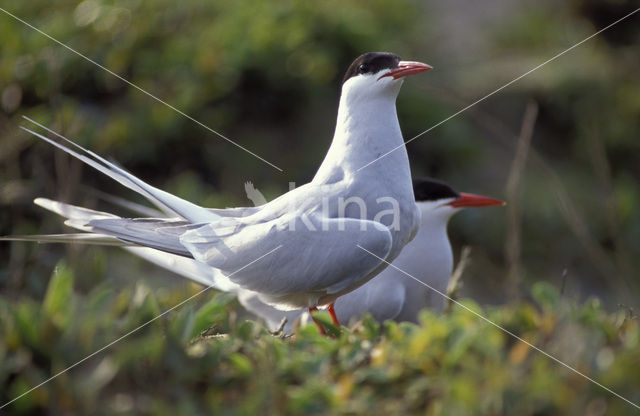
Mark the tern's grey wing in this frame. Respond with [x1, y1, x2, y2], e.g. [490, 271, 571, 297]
[180, 212, 393, 304]
[88, 218, 204, 257]
[84, 189, 261, 219]
[207, 206, 262, 218]
[124, 246, 240, 291]
[34, 197, 197, 256]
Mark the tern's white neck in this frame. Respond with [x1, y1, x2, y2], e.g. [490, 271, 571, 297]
[313, 80, 410, 184]
[414, 204, 454, 258]
[395, 202, 456, 285]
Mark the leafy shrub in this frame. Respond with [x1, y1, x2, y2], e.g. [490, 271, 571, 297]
[1, 263, 638, 415]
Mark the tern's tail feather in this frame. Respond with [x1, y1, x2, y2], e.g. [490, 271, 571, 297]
[86, 188, 166, 217]
[21, 116, 220, 224]
[1, 199, 126, 246]
[87, 218, 199, 257]
[31, 198, 198, 257]
[0, 232, 234, 291]
[35, 197, 119, 224]
[0, 233, 127, 246]
[6, 197, 239, 290]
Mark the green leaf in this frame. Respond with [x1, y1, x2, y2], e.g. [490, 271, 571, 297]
[190, 292, 235, 338]
[310, 311, 342, 338]
[229, 352, 253, 377]
[170, 305, 195, 342]
[531, 282, 559, 313]
[15, 301, 41, 346]
[43, 261, 75, 330]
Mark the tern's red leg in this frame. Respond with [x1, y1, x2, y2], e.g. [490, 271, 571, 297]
[327, 303, 341, 326]
[308, 307, 327, 335]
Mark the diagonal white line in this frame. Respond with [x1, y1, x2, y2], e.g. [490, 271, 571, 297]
[0, 245, 282, 410]
[0, 7, 283, 172]
[356, 245, 640, 411]
[357, 8, 640, 172]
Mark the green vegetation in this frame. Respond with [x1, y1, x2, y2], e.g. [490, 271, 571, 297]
[1, 262, 638, 415]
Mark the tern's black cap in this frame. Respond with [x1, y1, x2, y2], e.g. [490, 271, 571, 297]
[412, 177, 460, 202]
[342, 52, 401, 85]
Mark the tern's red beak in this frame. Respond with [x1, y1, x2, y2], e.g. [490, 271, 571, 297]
[447, 193, 505, 208]
[378, 61, 433, 80]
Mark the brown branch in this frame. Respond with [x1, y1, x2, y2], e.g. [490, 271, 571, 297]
[445, 246, 472, 313]
[504, 101, 538, 302]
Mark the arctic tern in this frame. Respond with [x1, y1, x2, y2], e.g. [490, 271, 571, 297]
[5, 52, 432, 323]
[30, 177, 504, 334]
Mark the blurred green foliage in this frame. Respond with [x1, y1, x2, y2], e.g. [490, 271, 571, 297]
[1, 263, 639, 415]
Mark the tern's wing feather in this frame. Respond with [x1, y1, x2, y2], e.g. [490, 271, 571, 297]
[21, 118, 220, 224]
[123, 246, 240, 291]
[180, 212, 393, 303]
[207, 206, 262, 218]
[88, 188, 166, 217]
[87, 218, 203, 257]
[34, 198, 198, 256]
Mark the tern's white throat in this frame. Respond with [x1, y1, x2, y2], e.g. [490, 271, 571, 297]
[314, 75, 408, 183]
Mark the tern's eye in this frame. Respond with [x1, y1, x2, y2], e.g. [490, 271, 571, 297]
[359, 63, 369, 73]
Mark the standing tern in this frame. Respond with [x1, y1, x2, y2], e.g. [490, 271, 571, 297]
[5, 52, 432, 324]
[239, 177, 505, 332]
